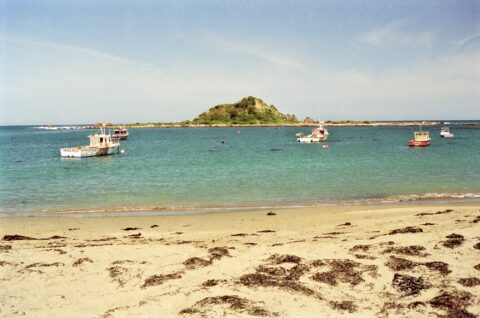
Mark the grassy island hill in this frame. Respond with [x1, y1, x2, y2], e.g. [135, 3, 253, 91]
[192, 96, 297, 125]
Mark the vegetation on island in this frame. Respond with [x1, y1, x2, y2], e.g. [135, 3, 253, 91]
[191, 96, 297, 125]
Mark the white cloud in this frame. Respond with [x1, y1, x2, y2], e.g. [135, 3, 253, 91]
[360, 20, 433, 50]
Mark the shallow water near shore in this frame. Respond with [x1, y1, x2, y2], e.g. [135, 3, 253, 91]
[0, 125, 479, 214]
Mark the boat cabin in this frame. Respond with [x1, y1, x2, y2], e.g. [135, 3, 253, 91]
[413, 131, 430, 142]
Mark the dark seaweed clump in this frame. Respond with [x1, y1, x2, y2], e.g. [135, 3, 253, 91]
[268, 254, 302, 264]
[310, 259, 377, 286]
[266, 211, 277, 216]
[383, 245, 428, 257]
[183, 257, 212, 269]
[72, 258, 93, 267]
[385, 256, 419, 271]
[429, 291, 475, 318]
[424, 261, 451, 276]
[458, 277, 480, 287]
[329, 300, 357, 313]
[389, 227, 423, 235]
[442, 234, 465, 248]
[142, 272, 182, 288]
[392, 273, 431, 295]
[179, 295, 277, 317]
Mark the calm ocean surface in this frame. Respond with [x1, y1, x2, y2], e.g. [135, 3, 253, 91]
[0, 125, 479, 214]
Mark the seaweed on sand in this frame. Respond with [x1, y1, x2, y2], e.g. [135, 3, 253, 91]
[183, 257, 212, 269]
[389, 227, 423, 235]
[385, 256, 419, 271]
[329, 300, 357, 313]
[458, 277, 480, 287]
[72, 258, 93, 267]
[429, 290, 475, 317]
[142, 272, 183, 288]
[392, 273, 431, 295]
[267, 254, 302, 264]
[382, 245, 429, 257]
[179, 295, 277, 317]
[310, 259, 377, 286]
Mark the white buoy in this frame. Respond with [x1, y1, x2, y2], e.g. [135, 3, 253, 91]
[323, 144, 329, 148]
[120, 149, 126, 155]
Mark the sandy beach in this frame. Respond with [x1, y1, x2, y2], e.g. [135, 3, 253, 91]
[1, 204, 479, 317]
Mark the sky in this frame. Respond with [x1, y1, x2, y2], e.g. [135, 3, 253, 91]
[0, 0, 479, 125]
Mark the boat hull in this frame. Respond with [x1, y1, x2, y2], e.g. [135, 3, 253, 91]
[297, 136, 328, 143]
[440, 133, 454, 138]
[408, 140, 430, 147]
[60, 145, 119, 158]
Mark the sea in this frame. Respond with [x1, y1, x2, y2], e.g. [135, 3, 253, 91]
[0, 124, 479, 216]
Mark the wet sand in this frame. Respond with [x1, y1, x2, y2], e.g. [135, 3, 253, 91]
[1, 204, 479, 317]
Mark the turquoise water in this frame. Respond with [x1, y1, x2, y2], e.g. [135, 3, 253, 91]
[0, 125, 479, 214]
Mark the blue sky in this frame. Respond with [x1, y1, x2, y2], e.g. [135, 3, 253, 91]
[0, 0, 479, 124]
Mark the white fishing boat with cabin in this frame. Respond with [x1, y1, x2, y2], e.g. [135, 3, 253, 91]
[440, 127, 454, 138]
[112, 126, 129, 140]
[60, 127, 120, 158]
[297, 122, 329, 143]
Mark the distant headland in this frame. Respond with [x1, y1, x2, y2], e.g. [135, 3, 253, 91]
[96, 96, 479, 128]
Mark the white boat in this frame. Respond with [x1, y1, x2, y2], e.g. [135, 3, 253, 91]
[297, 122, 329, 143]
[440, 127, 454, 138]
[60, 127, 120, 158]
[112, 126, 129, 140]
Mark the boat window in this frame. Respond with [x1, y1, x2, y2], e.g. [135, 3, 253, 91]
[100, 137, 103, 143]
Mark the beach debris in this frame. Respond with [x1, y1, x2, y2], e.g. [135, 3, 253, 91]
[416, 209, 453, 216]
[121, 227, 141, 231]
[475, 264, 480, 271]
[329, 300, 357, 313]
[310, 259, 377, 286]
[239, 272, 315, 297]
[268, 254, 302, 264]
[407, 301, 426, 309]
[2, 234, 66, 241]
[0, 245, 12, 251]
[183, 257, 212, 269]
[385, 256, 419, 271]
[442, 234, 465, 248]
[266, 211, 277, 216]
[349, 244, 371, 252]
[421, 222, 435, 226]
[51, 248, 66, 255]
[72, 258, 93, 267]
[323, 231, 344, 235]
[231, 233, 249, 237]
[25, 262, 64, 270]
[424, 261, 451, 276]
[382, 245, 429, 257]
[142, 272, 183, 288]
[457, 277, 480, 287]
[107, 260, 149, 287]
[389, 226, 423, 235]
[150, 224, 159, 228]
[337, 222, 352, 226]
[354, 254, 376, 260]
[125, 233, 142, 239]
[179, 295, 277, 317]
[429, 290, 475, 318]
[257, 230, 276, 233]
[208, 247, 231, 260]
[68, 228, 80, 231]
[392, 273, 431, 295]
[201, 279, 226, 287]
[2, 235, 36, 241]
[473, 242, 480, 250]
[244, 242, 257, 246]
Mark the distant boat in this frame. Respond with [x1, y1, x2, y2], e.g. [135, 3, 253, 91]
[112, 126, 129, 141]
[60, 127, 120, 158]
[440, 127, 454, 138]
[408, 123, 430, 147]
[297, 122, 329, 143]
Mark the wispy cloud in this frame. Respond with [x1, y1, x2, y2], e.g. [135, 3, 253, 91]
[359, 20, 433, 49]
[452, 31, 480, 47]
[186, 33, 307, 71]
[0, 35, 152, 67]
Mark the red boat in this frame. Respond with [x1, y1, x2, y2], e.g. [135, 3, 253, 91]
[408, 131, 430, 147]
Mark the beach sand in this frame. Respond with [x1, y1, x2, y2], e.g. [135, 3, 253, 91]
[1, 204, 479, 317]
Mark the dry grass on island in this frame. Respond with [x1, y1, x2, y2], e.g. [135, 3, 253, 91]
[1, 204, 479, 317]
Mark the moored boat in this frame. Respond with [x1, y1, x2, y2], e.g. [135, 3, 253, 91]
[297, 122, 329, 143]
[440, 127, 454, 138]
[408, 123, 431, 147]
[112, 126, 129, 140]
[60, 127, 120, 158]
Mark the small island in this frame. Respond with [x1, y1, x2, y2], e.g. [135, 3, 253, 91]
[98, 96, 477, 128]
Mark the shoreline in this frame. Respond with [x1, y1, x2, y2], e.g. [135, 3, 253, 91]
[3, 195, 480, 218]
[1, 203, 479, 317]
